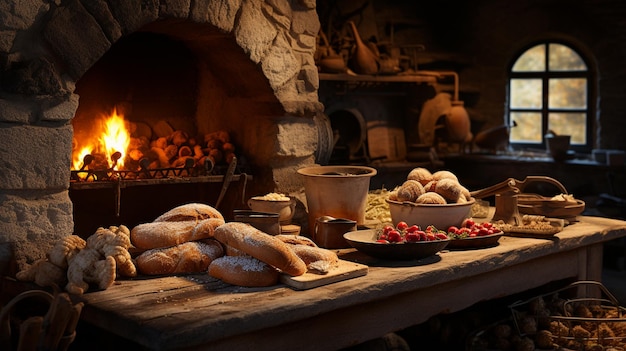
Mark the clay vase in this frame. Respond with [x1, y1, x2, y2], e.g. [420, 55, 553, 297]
[445, 101, 471, 143]
[347, 21, 379, 75]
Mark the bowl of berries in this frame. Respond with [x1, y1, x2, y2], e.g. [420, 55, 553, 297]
[446, 218, 504, 249]
[343, 221, 450, 260]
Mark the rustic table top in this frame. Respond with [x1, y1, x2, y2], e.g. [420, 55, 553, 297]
[67, 215, 626, 351]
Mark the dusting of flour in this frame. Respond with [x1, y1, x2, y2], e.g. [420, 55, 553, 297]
[218, 255, 268, 272]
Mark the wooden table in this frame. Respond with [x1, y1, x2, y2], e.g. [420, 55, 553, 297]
[58, 216, 626, 350]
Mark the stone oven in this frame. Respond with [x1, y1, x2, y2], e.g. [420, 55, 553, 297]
[0, 0, 326, 271]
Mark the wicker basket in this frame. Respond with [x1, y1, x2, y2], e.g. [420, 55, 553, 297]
[509, 281, 626, 350]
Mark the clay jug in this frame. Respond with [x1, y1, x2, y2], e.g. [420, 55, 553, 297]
[347, 21, 379, 75]
[314, 216, 357, 249]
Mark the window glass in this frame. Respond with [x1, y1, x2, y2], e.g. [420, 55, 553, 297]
[510, 79, 542, 108]
[548, 112, 587, 144]
[512, 44, 545, 72]
[508, 41, 591, 151]
[549, 44, 586, 71]
[510, 112, 542, 143]
[548, 78, 587, 109]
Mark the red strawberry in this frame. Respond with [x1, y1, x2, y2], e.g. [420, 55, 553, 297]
[435, 233, 449, 240]
[462, 218, 475, 228]
[417, 230, 427, 241]
[387, 230, 402, 243]
[406, 225, 420, 233]
[405, 232, 421, 242]
[396, 221, 409, 231]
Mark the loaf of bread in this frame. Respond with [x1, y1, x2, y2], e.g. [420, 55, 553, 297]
[136, 240, 224, 275]
[131, 217, 224, 250]
[288, 244, 338, 274]
[289, 244, 338, 266]
[275, 234, 317, 247]
[224, 245, 246, 256]
[213, 222, 307, 277]
[153, 203, 224, 222]
[208, 255, 279, 287]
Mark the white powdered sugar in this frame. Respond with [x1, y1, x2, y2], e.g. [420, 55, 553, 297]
[217, 255, 268, 272]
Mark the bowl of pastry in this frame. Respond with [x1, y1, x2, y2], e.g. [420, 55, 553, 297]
[385, 168, 475, 231]
[386, 198, 475, 231]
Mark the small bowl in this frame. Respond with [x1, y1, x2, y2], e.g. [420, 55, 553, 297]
[248, 196, 295, 224]
[233, 210, 281, 235]
[386, 198, 475, 231]
[343, 229, 449, 260]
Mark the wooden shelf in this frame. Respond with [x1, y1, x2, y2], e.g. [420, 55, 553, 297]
[319, 72, 436, 84]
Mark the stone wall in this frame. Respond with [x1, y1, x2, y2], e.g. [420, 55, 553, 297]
[0, 0, 323, 269]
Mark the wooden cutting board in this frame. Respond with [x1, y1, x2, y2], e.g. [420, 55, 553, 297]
[280, 259, 368, 290]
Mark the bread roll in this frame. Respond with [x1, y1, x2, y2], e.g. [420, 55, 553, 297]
[213, 222, 307, 276]
[288, 244, 339, 274]
[153, 203, 224, 222]
[130, 218, 224, 250]
[396, 180, 425, 202]
[407, 167, 432, 185]
[208, 255, 279, 287]
[432, 170, 458, 182]
[415, 192, 447, 204]
[136, 240, 224, 275]
[431, 178, 462, 202]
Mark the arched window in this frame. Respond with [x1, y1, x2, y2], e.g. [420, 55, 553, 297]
[508, 42, 593, 151]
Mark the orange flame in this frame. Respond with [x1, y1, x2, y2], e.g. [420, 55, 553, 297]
[72, 108, 131, 171]
[99, 109, 130, 169]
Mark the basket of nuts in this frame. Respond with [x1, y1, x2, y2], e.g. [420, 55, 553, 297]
[508, 281, 626, 350]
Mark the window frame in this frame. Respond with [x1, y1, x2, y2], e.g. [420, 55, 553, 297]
[507, 40, 594, 152]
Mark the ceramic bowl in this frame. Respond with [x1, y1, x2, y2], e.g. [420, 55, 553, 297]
[385, 198, 475, 231]
[343, 229, 449, 260]
[247, 196, 295, 224]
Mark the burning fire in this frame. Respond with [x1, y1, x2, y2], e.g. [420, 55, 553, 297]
[72, 108, 131, 172]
